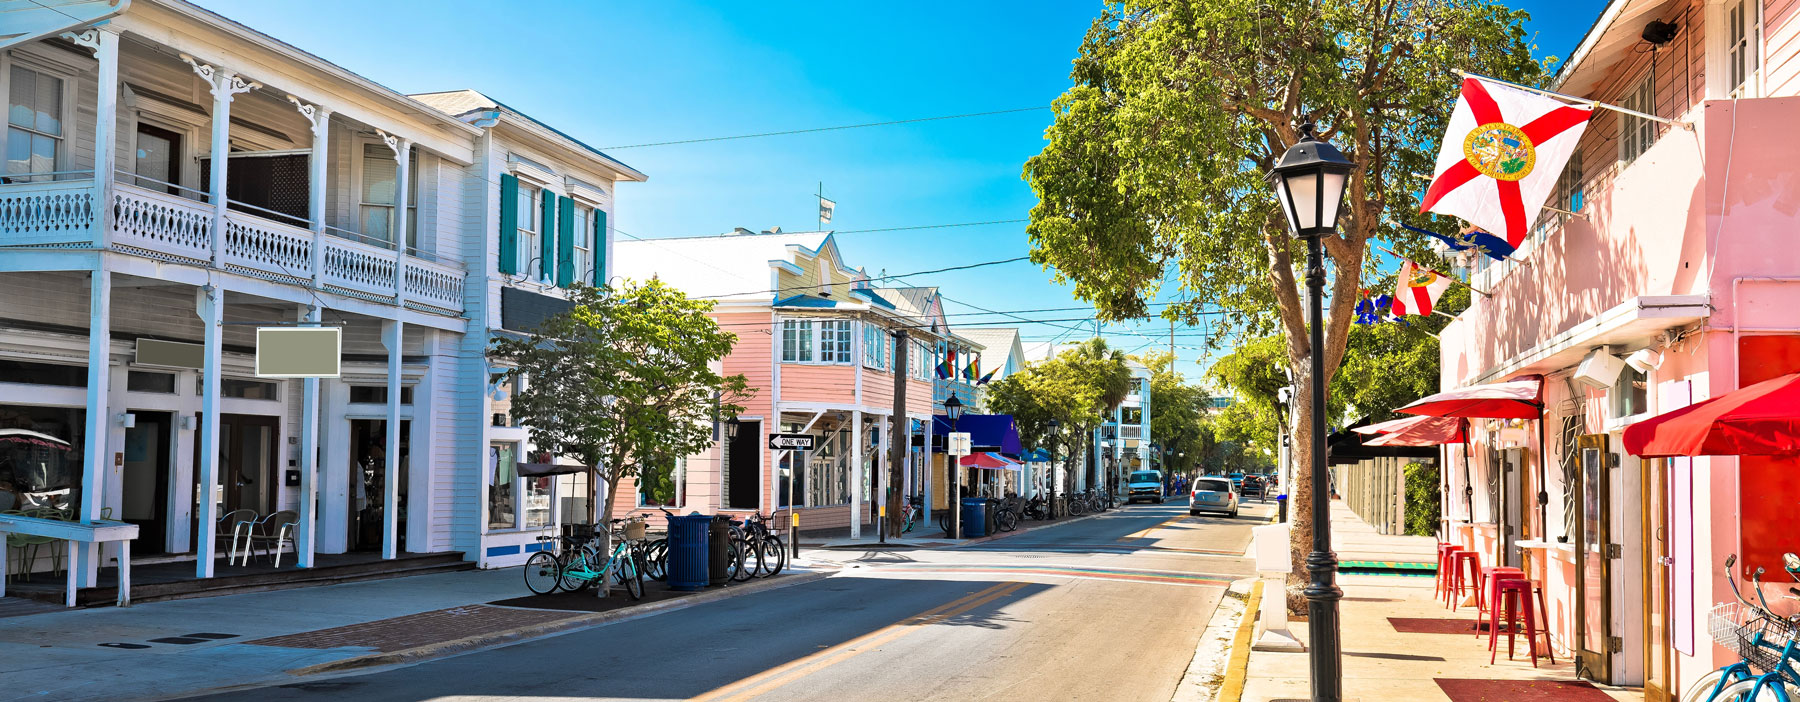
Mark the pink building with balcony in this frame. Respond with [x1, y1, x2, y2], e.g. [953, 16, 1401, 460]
[1438, 0, 1800, 694]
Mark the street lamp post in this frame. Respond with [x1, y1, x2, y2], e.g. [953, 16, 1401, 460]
[944, 394, 964, 538]
[1047, 417, 1060, 518]
[1268, 122, 1355, 702]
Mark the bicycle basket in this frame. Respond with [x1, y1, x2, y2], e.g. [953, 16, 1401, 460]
[1708, 602, 1799, 673]
[623, 520, 647, 541]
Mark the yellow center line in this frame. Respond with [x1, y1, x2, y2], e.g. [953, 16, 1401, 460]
[690, 581, 1029, 702]
[1118, 515, 1190, 542]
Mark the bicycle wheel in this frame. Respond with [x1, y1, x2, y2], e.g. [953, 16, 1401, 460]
[1681, 669, 1738, 702]
[562, 547, 597, 592]
[1069, 499, 1085, 516]
[621, 557, 645, 600]
[757, 536, 786, 577]
[997, 509, 1018, 532]
[1711, 678, 1800, 701]
[644, 539, 669, 581]
[729, 538, 753, 582]
[524, 551, 562, 595]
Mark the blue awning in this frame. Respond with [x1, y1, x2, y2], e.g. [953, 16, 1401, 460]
[931, 413, 1022, 455]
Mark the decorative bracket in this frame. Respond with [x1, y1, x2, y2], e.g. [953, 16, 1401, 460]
[180, 53, 260, 102]
[60, 29, 101, 54]
[287, 96, 332, 137]
[375, 129, 410, 158]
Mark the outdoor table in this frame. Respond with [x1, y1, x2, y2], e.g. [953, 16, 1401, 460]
[0, 514, 138, 607]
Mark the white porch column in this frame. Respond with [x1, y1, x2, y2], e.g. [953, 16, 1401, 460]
[194, 286, 224, 578]
[849, 410, 862, 539]
[923, 411, 935, 521]
[289, 97, 331, 287]
[297, 306, 321, 568]
[183, 56, 258, 264]
[380, 131, 411, 305]
[74, 266, 111, 587]
[62, 29, 117, 246]
[381, 320, 403, 559]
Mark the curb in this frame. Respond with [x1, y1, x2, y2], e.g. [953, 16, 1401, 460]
[1218, 579, 1265, 702]
[286, 570, 832, 677]
[1171, 577, 1256, 702]
[945, 510, 1103, 548]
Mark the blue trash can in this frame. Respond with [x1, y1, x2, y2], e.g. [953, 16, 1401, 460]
[960, 497, 987, 538]
[666, 514, 711, 591]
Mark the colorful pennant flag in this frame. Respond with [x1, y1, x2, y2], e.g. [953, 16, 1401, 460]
[1400, 222, 1516, 261]
[1419, 77, 1592, 249]
[1391, 261, 1453, 317]
[936, 348, 955, 380]
[978, 367, 999, 385]
[964, 356, 979, 382]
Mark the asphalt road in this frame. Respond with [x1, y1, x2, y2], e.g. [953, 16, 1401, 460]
[186, 495, 1274, 702]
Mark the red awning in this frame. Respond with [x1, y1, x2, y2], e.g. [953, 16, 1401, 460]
[1353, 415, 1437, 436]
[1623, 373, 1800, 458]
[1397, 376, 1543, 420]
[1364, 416, 1467, 447]
[959, 452, 1021, 470]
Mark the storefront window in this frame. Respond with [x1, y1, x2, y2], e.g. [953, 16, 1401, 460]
[806, 430, 849, 507]
[639, 458, 682, 507]
[487, 442, 516, 529]
[525, 476, 552, 528]
[0, 406, 85, 513]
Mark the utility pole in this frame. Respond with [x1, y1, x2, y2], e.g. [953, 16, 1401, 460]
[887, 329, 908, 540]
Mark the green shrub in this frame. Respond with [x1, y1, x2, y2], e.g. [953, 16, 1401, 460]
[1403, 462, 1440, 537]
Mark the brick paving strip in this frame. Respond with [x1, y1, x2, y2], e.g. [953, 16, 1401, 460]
[248, 605, 581, 653]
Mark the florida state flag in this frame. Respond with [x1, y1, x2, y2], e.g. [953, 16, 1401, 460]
[1392, 260, 1452, 317]
[1419, 77, 1591, 249]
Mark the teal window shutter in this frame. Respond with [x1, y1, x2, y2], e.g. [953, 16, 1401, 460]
[539, 188, 557, 281]
[556, 196, 576, 287]
[593, 207, 607, 287]
[498, 174, 519, 275]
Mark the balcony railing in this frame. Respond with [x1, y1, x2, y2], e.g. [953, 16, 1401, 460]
[3, 179, 464, 313]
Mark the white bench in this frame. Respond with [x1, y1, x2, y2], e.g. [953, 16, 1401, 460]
[0, 514, 139, 607]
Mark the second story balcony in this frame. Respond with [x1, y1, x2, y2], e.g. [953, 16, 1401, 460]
[2, 13, 474, 316]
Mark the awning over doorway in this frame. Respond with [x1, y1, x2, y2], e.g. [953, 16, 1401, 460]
[1396, 375, 1543, 419]
[517, 460, 591, 477]
[1361, 416, 1467, 447]
[931, 414, 1022, 455]
[959, 452, 1022, 470]
[1623, 372, 1800, 458]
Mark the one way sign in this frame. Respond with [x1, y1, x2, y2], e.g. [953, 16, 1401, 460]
[767, 433, 816, 450]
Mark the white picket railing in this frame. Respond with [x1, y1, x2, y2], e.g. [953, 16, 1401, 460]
[63, 181, 465, 313]
[112, 183, 212, 263]
[0, 179, 97, 245]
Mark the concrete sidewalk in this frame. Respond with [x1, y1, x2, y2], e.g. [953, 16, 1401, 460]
[1233, 502, 1641, 702]
[1, 561, 834, 702]
[799, 508, 1098, 549]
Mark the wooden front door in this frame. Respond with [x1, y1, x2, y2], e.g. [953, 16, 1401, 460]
[1574, 433, 1613, 682]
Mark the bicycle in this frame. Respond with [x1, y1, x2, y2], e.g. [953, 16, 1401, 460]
[522, 518, 645, 600]
[738, 512, 786, 577]
[902, 495, 922, 533]
[990, 496, 1020, 533]
[1683, 553, 1800, 701]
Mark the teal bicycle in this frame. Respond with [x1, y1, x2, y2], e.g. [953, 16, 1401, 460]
[523, 518, 645, 600]
[1683, 554, 1800, 701]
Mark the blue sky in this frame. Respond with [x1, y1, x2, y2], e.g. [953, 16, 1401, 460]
[195, 0, 1605, 384]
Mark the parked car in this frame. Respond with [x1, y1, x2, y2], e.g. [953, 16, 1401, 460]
[1190, 477, 1239, 518]
[1126, 470, 1165, 504]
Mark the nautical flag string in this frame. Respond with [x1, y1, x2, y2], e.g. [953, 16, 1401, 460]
[1419, 77, 1591, 249]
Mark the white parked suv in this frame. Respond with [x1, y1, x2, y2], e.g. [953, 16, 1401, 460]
[1189, 477, 1239, 518]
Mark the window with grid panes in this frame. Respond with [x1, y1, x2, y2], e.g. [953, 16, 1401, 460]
[781, 320, 814, 362]
[6, 65, 63, 182]
[1619, 76, 1656, 164]
[571, 207, 591, 284]
[1728, 0, 1754, 96]
[818, 320, 852, 363]
[516, 186, 540, 278]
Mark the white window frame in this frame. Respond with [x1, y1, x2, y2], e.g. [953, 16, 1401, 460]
[515, 181, 544, 282]
[1618, 75, 1656, 165]
[571, 206, 591, 284]
[781, 320, 815, 363]
[351, 140, 420, 249]
[3, 57, 77, 182]
[1725, 0, 1760, 98]
[817, 320, 852, 364]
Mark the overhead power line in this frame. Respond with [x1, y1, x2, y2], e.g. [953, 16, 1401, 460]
[602, 106, 1050, 150]
[834, 219, 1028, 235]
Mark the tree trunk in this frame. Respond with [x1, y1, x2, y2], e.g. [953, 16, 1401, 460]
[1285, 362, 1318, 615]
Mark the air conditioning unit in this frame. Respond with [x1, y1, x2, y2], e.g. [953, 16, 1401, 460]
[1573, 348, 1627, 390]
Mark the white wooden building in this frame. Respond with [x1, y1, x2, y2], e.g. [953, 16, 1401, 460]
[0, 0, 644, 593]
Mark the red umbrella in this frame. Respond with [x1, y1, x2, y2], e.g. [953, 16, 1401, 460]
[1396, 376, 1543, 419]
[1364, 416, 1467, 447]
[959, 452, 1019, 469]
[1624, 373, 1800, 458]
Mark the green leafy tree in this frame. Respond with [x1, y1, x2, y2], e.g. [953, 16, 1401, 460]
[1135, 352, 1209, 475]
[983, 338, 1130, 509]
[1024, 0, 1539, 595]
[489, 280, 750, 568]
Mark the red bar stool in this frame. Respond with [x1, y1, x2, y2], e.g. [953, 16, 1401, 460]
[1475, 566, 1524, 635]
[1435, 544, 1461, 605]
[1446, 551, 1482, 610]
[1488, 577, 1555, 666]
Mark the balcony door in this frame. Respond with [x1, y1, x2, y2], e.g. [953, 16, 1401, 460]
[199, 152, 310, 227]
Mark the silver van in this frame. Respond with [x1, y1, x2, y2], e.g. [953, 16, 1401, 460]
[1189, 477, 1239, 518]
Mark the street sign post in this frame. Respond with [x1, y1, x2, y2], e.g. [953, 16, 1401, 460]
[768, 433, 815, 451]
